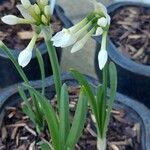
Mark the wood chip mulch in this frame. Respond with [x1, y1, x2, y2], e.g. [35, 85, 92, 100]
[109, 6, 150, 65]
[0, 86, 141, 150]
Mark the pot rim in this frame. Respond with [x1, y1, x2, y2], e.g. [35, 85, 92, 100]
[0, 73, 150, 149]
[0, 5, 73, 59]
[107, 2, 150, 77]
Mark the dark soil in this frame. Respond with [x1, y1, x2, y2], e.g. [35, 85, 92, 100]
[0, 86, 141, 150]
[0, 0, 62, 50]
[109, 6, 150, 65]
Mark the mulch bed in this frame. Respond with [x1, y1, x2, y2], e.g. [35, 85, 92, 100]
[0, 86, 141, 150]
[0, 0, 62, 50]
[109, 6, 150, 65]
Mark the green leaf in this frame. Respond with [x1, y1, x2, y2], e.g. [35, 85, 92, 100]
[104, 62, 117, 134]
[36, 48, 45, 95]
[0, 42, 29, 84]
[96, 85, 104, 137]
[70, 69, 97, 119]
[38, 141, 54, 150]
[23, 84, 60, 150]
[59, 84, 70, 148]
[65, 87, 88, 149]
[18, 86, 36, 124]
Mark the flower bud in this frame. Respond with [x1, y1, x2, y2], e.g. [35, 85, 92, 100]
[97, 17, 107, 27]
[18, 49, 32, 67]
[98, 49, 108, 70]
[40, 0, 48, 6]
[95, 27, 103, 36]
[41, 15, 48, 25]
[21, 0, 31, 9]
[34, 4, 41, 15]
[44, 6, 51, 17]
[1, 15, 19, 25]
[18, 33, 38, 67]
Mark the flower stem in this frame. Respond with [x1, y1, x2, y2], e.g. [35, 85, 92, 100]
[44, 39, 62, 107]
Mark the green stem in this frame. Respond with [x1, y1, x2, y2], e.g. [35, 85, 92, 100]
[101, 31, 108, 137]
[44, 39, 62, 108]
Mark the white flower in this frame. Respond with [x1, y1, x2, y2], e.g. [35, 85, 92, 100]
[1, 15, 19, 25]
[51, 18, 92, 48]
[95, 27, 103, 36]
[18, 33, 38, 67]
[97, 17, 107, 27]
[51, 28, 77, 47]
[18, 50, 32, 67]
[91, 0, 111, 25]
[98, 49, 108, 70]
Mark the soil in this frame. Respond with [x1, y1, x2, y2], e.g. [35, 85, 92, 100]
[0, 0, 62, 50]
[0, 86, 141, 150]
[109, 6, 150, 65]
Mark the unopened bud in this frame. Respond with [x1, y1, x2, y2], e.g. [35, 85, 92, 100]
[21, 0, 31, 9]
[41, 15, 48, 25]
[1, 15, 19, 25]
[97, 17, 107, 27]
[34, 4, 41, 15]
[40, 0, 48, 6]
[44, 6, 51, 17]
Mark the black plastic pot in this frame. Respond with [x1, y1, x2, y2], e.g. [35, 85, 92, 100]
[94, 2, 150, 108]
[0, 73, 150, 150]
[0, 2, 73, 88]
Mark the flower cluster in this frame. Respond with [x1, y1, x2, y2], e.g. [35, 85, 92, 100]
[1, 0, 55, 67]
[51, 0, 110, 70]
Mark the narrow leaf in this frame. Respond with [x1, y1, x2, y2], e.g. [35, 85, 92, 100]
[59, 84, 70, 147]
[70, 69, 97, 118]
[18, 86, 36, 124]
[65, 87, 88, 149]
[23, 83, 60, 150]
[0, 42, 29, 84]
[104, 62, 117, 134]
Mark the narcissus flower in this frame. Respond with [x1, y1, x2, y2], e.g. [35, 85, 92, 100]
[52, 0, 110, 70]
[1, 0, 56, 67]
[91, 0, 111, 25]
[52, 13, 97, 52]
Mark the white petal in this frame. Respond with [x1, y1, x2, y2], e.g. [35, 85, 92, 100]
[18, 50, 32, 67]
[50, 0, 56, 14]
[1, 15, 18, 25]
[91, 0, 107, 15]
[16, 5, 33, 19]
[21, 0, 31, 8]
[94, 27, 103, 36]
[98, 50, 108, 70]
[97, 17, 107, 27]
[51, 30, 64, 42]
[52, 29, 77, 47]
